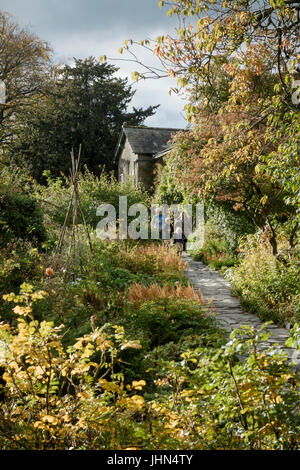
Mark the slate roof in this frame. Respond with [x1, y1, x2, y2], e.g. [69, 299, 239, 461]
[116, 126, 184, 162]
[123, 126, 182, 155]
[153, 145, 173, 160]
[114, 125, 186, 164]
[124, 126, 182, 155]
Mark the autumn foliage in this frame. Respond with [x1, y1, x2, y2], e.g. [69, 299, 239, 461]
[128, 282, 204, 306]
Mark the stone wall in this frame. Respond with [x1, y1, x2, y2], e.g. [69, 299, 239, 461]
[118, 140, 160, 190]
[118, 139, 136, 183]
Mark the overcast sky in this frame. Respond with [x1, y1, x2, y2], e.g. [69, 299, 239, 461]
[1, 0, 188, 128]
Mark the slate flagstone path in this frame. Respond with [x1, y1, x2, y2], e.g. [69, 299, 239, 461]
[182, 253, 300, 367]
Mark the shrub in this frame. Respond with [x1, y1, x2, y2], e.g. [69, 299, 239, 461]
[0, 285, 146, 450]
[128, 283, 204, 307]
[0, 241, 44, 324]
[150, 324, 300, 450]
[1, 254, 300, 450]
[110, 243, 188, 281]
[125, 298, 212, 349]
[206, 202, 255, 251]
[36, 169, 150, 236]
[228, 234, 300, 325]
[192, 222, 239, 269]
[0, 191, 47, 246]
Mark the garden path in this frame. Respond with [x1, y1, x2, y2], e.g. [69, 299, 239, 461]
[182, 253, 300, 367]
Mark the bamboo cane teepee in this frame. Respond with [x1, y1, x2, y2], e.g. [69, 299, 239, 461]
[55, 146, 93, 276]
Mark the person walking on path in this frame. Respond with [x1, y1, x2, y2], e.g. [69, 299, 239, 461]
[151, 208, 166, 240]
[173, 211, 188, 253]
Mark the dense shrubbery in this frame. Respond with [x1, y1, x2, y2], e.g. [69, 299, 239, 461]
[150, 324, 300, 450]
[18, 241, 188, 347]
[226, 233, 300, 326]
[206, 202, 255, 251]
[36, 169, 150, 234]
[0, 241, 44, 322]
[193, 246, 238, 270]
[192, 220, 239, 269]
[0, 171, 299, 449]
[0, 167, 151, 315]
[0, 241, 224, 450]
[0, 166, 47, 247]
[107, 242, 187, 282]
[0, 279, 299, 450]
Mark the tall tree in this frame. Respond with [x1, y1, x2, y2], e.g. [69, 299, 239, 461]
[8, 57, 158, 181]
[0, 11, 53, 144]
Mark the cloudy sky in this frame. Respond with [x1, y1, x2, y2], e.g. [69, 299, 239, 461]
[1, 0, 188, 128]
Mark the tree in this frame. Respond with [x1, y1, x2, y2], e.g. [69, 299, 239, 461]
[114, 0, 299, 111]
[111, 0, 299, 255]
[264, 105, 300, 245]
[8, 58, 158, 181]
[0, 11, 53, 144]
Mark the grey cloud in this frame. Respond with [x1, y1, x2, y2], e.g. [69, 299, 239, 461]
[1, 0, 178, 36]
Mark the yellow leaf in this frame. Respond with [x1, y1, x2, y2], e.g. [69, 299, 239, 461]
[181, 390, 194, 397]
[168, 69, 175, 78]
[132, 380, 146, 390]
[131, 395, 145, 409]
[254, 165, 261, 174]
[121, 341, 142, 351]
[13, 306, 32, 316]
[3, 293, 15, 302]
[3, 372, 12, 383]
[62, 415, 72, 422]
[42, 415, 58, 425]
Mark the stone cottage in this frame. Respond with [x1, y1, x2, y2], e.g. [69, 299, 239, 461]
[114, 125, 183, 190]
